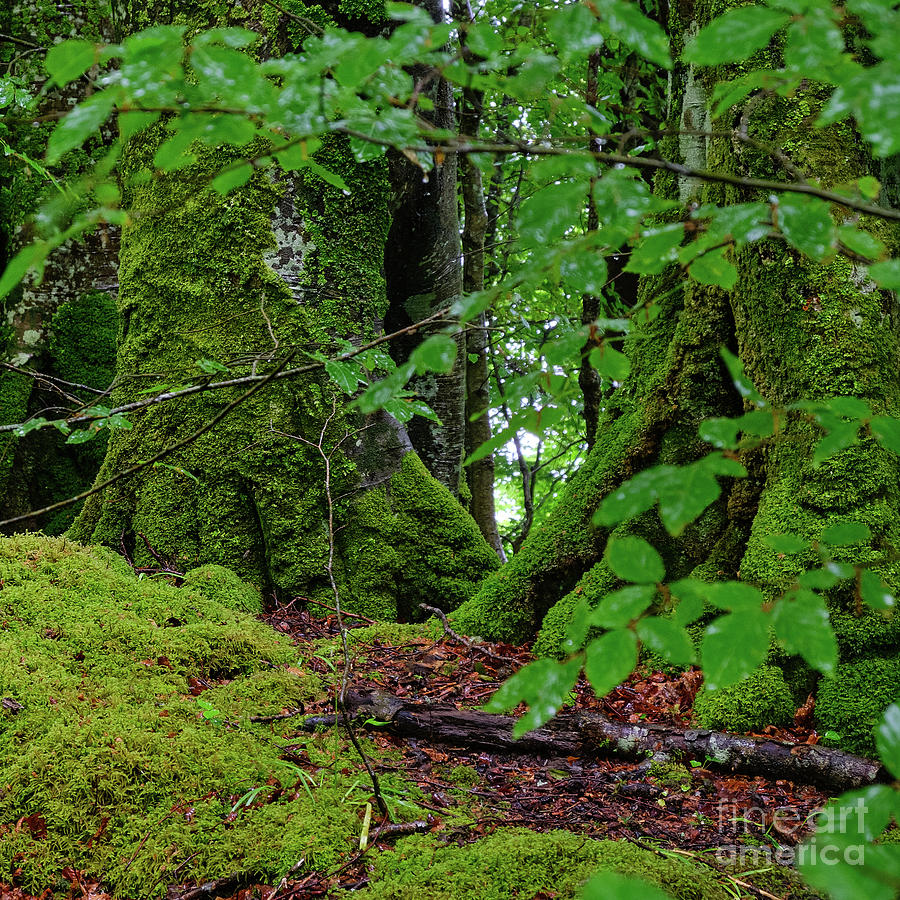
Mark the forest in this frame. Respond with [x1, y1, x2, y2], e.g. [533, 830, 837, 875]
[0, 0, 899, 897]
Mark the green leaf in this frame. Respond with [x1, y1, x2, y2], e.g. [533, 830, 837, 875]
[683, 7, 790, 65]
[784, 9, 844, 73]
[119, 110, 161, 142]
[66, 427, 100, 444]
[860, 569, 896, 611]
[821, 521, 871, 546]
[826, 396, 872, 420]
[559, 252, 608, 295]
[45, 39, 96, 86]
[656, 461, 722, 536]
[46, 90, 119, 164]
[720, 347, 765, 406]
[773, 589, 837, 675]
[193, 27, 258, 49]
[547, 3, 605, 58]
[813, 421, 858, 465]
[869, 259, 900, 289]
[584, 629, 638, 698]
[763, 533, 810, 555]
[589, 345, 630, 381]
[605, 536, 665, 584]
[636, 617, 695, 666]
[593, 0, 672, 69]
[0, 243, 47, 301]
[625, 224, 684, 275]
[870, 415, 900, 454]
[699, 418, 740, 450]
[544, 327, 588, 366]
[774, 195, 835, 260]
[211, 163, 254, 194]
[701, 611, 769, 691]
[699, 581, 764, 612]
[196, 358, 229, 374]
[837, 224, 886, 259]
[483, 657, 582, 737]
[411, 334, 458, 375]
[325, 359, 361, 395]
[582, 871, 673, 900]
[517, 181, 588, 249]
[688, 247, 738, 289]
[592, 585, 656, 629]
[876, 703, 900, 778]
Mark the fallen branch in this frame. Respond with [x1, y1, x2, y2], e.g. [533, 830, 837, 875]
[336, 689, 888, 793]
[419, 603, 517, 665]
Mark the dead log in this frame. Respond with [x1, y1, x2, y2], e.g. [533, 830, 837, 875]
[336, 689, 888, 793]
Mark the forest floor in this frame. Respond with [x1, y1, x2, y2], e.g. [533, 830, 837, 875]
[2, 593, 834, 900]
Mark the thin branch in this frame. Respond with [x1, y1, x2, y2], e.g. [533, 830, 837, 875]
[273, 408, 389, 818]
[0, 350, 299, 529]
[334, 129, 900, 223]
[0, 308, 453, 436]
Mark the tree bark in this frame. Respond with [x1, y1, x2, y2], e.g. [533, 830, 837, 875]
[454, 8, 505, 560]
[0, 1, 119, 533]
[322, 689, 889, 793]
[384, 0, 466, 495]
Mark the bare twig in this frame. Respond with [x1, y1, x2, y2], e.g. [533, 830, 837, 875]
[302, 596, 377, 624]
[278, 403, 389, 818]
[0, 308, 453, 436]
[0, 350, 298, 529]
[419, 603, 516, 665]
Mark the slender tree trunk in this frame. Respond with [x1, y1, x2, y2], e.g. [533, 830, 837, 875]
[454, 3, 505, 559]
[384, 0, 466, 495]
[579, 50, 604, 452]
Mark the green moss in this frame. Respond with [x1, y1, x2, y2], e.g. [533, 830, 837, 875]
[182, 564, 265, 614]
[0, 533, 434, 896]
[693, 666, 794, 734]
[647, 762, 694, 791]
[354, 828, 730, 900]
[48, 291, 118, 390]
[442, 764, 480, 787]
[815, 656, 900, 757]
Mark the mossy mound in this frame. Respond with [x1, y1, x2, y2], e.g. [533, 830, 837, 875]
[693, 666, 794, 734]
[182, 563, 264, 614]
[353, 828, 729, 900]
[0, 534, 392, 896]
[815, 655, 900, 757]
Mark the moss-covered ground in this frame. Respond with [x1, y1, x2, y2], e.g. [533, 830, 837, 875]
[1, 534, 827, 900]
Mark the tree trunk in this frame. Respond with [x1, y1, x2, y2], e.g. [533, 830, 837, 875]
[451, 0, 900, 746]
[0, 0, 120, 533]
[68, 1, 499, 618]
[454, 17, 505, 560]
[384, 0, 466, 495]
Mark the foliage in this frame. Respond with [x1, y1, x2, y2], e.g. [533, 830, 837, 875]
[4, 1, 900, 897]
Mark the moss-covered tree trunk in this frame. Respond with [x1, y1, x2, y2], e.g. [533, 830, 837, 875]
[69, 0, 499, 618]
[452, 0, 900, 754]
[0, 0, 120, 533]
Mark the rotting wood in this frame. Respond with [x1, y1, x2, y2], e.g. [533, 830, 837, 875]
[315, 689, 889, 793]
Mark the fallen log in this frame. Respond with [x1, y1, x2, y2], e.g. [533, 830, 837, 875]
[319, 689, 889, 793]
